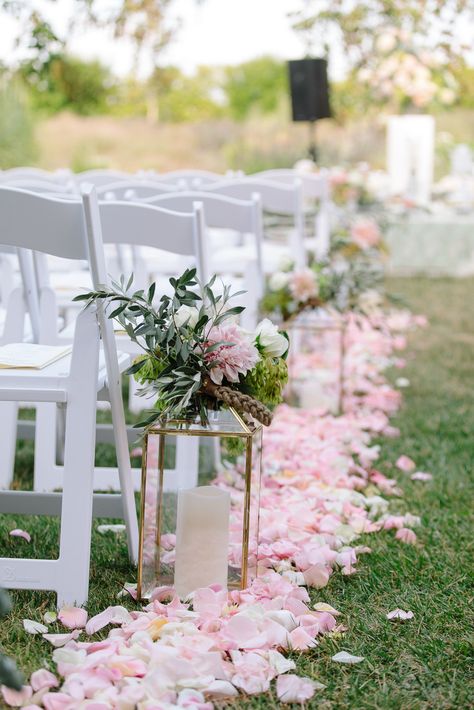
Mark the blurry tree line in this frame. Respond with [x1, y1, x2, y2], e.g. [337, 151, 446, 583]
[1, 0, 474, 168]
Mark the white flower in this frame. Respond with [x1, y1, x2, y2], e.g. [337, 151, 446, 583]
[269, 271, 290, 291]
[439, 87, 456, 105]
[255, 318, 288, 358]
[174, 304, 200, 329]
[376, 31, 397, 54]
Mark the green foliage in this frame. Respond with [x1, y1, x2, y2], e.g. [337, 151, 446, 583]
[0, 77, 37, 168]
[20, 54, 116, 116]
[224, 56, 287, 121]
[242, 356, 288, 407]
[0, 589, 23, 690]
[149, 65, 224, 122]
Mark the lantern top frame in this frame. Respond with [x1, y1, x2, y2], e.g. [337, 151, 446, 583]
[146, 407, 263, 439]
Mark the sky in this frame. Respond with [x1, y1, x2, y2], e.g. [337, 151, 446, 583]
[0, 0, 347, 79]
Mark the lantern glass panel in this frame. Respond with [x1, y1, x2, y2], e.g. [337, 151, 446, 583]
[285, 310, 345, 414]
[138, 408, 263, 600]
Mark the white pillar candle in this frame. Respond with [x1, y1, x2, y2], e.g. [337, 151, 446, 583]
[174, 485, 230, 598]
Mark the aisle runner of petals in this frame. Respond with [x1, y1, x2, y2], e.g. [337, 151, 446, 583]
[3, 310, 426, 710]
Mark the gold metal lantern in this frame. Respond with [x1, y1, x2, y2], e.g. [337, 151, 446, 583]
[137, 408, 263, 600]
[284, 309, 346, 414]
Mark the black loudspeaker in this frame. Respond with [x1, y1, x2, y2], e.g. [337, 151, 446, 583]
[288, 58, 331, 122]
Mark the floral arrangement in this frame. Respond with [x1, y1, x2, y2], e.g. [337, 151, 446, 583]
[75, 269, 288, 428]
[260, 262, 337, 323]
[357, 26, 458, 111]
[330, 215, 386, 257]
[329, 168, 376, 208]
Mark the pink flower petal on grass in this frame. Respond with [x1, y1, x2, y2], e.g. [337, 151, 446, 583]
[30, 669, 59, 692]
[303, 564, 330, 589]
[276, 674, 320, 703]
[331, 651, 364, 664]
[23, 619, 48, 635]
[42, 629, 81, 647]
[395, 528, 417, 545]
[396, 455, 416, 472]
[386, 609, 414, 621]
[85, 605, 132, 635]
[411, 471, 433, 482]
[9, 529, 31, 543]
[1, 685, 32, 707]
[58, 606, 88, 629]
[42, 692, 77, 710]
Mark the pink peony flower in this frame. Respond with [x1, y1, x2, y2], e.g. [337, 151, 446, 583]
[350, 218, 381, 249]
[204, 322, 259, 385]
[289, 268, 318, 302]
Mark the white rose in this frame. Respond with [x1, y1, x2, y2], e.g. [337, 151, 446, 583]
[278, 255, 294, 271]
[174, 304, 200, 328]
[269, 271, 290, 291]
[255, 318, 288, 358]
[376, 31, 397, 54]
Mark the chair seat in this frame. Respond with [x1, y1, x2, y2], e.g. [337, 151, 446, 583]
[0, 349, 130, 398]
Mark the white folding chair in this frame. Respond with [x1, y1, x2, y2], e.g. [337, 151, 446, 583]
[74, 169, 137, 187]
[0, 179, 77, 195]
[37, 197, 207, 484]
[146, 169, 229, 189]
[141, 191, 264, 329]
[0, 185, 138, 606]
[251, 169, 332, 258]
[0, 168, 72, 184]
[203, 177, 307, 270]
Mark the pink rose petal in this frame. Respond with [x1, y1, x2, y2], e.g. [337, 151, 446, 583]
[386, 608, 414, 621]
[395, 527, 417, 545]
[396, 455, 416, 472]
[9, 529, 31, 543]
[276, 674, 318, 703]
[58, 606, 88, 629]
[30, 669, 59, 692]
[410, 471, 433, 482]
[1, 685, 32, 707]
[42, 629, 81, 647]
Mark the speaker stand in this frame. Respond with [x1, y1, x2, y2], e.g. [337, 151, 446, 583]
[308, 120, 318, 163]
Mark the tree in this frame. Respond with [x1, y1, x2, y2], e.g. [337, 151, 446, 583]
[291, 1, 474, 64]
[0, 0, 184, 70]
[20, 53, 117, 115]
[0, 74, 37, 167]
[290, 1, 474, 113]
[224, 56, 287, 121]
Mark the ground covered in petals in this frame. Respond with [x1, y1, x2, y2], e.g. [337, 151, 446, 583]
[1, 278, 473, 709]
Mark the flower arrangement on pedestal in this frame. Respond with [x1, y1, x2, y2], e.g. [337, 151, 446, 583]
[75, 269, 289, 427]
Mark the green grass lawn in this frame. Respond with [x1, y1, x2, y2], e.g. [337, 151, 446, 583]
[1, 277, 473, 709]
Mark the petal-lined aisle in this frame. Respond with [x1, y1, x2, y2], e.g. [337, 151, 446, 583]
[2, 310, 425, 709]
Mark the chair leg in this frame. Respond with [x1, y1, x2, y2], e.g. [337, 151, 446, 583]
[0, 402, 18, 488]
[108, 377, 139, 564]
[34, 403, 58, 492]
[56, 312, 100, 607]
